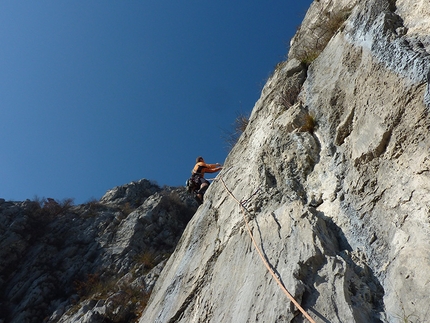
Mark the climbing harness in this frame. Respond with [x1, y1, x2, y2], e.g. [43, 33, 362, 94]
[186, 173, 201, 194]
[219, 176, 316, 323]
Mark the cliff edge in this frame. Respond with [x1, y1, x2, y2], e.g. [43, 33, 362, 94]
[140, 1, 430, 322]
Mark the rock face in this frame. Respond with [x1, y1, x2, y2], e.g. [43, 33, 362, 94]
[140, 1, 430, 323]
[0, 179, 198, 323]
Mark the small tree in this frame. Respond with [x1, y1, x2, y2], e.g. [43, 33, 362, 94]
[223, 112, 249, 150]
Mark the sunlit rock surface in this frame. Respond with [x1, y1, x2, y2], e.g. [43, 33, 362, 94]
[140, 1, 430, 322]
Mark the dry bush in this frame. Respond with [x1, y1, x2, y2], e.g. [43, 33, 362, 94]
[83, 197, 104, 217]
[296, 48, 321, 66]
[73, 271, 152, 322]
[74, 273, 110, 299]
[120, 202, 135, 216]
[295, 10, 350, 65]
[32, 197, 75, 218]
[134, 251, 158, 272]
[299, 113, 316, 134]
[223, 112, 249, 150]
[235, 113, 249, 133]
[133, 291, 152, 321]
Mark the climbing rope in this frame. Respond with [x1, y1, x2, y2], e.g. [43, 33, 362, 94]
[219, 176, 316, 323]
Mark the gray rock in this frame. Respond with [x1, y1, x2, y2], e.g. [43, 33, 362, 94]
[100, 178, 160, 206]
[140, 1, 430, 322]
[425, 69, 430, 109]
[0, 182, 197, 323]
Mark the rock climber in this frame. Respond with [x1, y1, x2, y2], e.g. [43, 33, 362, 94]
[191, 156, 222, 204]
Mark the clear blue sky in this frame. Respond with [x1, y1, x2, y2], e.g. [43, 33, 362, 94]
[0, 1, 312, 204]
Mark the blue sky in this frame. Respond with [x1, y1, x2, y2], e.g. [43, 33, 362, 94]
[0, 1, 312, 204]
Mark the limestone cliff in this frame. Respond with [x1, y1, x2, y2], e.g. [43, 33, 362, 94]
[140, 1, 430, 322]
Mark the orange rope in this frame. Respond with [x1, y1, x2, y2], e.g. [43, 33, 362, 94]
[219, 177, 316, 323]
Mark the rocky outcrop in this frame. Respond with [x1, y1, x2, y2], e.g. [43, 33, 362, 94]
[140, 1, 430, 322]
[0, 179, 198, 323]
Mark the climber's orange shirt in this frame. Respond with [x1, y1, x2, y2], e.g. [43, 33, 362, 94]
[192, 162, 221, 177]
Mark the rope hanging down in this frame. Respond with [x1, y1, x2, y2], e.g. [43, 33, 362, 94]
[219, 177, 316, 323]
